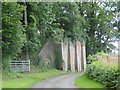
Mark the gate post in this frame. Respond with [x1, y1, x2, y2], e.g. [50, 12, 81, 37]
[69, 40, 75, 72]
[76, 41, 82, 72]
[61, 39, 68, 72]
[82, 42, 87, 71]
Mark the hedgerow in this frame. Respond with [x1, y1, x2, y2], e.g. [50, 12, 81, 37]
[86, 61, 120, 89]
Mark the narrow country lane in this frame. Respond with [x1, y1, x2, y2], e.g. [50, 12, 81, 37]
[32, 74, 81, 88]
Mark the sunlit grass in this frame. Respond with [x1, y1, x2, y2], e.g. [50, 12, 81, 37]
[75, 75, 106, 88]
[2, 70, 69, 88]
[0, 74, 2, 89]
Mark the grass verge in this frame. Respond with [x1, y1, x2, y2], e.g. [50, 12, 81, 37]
[0, 74, 1, 89]
[2, 69, 69, 88]
[75, 75, 106, 88]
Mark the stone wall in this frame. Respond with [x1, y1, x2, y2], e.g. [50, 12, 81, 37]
[39, 39, 87, 72]
[61, 39, 86, 72]
[39, 40, 55, 67]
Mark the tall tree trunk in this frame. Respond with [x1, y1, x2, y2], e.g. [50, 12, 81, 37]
[20, 0, 29, 60]
[0, 3, 1, 89]
[117, 2, 120, 69]
[24, 1, 29, 60]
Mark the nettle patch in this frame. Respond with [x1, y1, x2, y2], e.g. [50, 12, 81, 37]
[86, 61, 120, 89]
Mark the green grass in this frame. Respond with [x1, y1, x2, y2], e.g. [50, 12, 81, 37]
[2, 70, 69, 88]
[0, 74, 1, 89]
[75, 75, 106, 88]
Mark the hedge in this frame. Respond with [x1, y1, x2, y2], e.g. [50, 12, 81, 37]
[86, 61, 120, 89]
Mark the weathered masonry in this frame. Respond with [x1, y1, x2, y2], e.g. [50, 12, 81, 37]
[61, 39, 86, 72]
[39, 39, 86, 72]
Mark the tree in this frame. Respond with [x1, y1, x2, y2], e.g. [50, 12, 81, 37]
[19, 2, 41, 60]
[53, 2, 86, 42]
[117, 2, 120, 36]
[78, 2, 118, 56]
[2, 2, 26, 71]
[31, 2, 64, 44]
[117, 2, 120, 57]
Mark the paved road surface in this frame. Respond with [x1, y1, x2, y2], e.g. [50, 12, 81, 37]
[32, 73, 81, 88]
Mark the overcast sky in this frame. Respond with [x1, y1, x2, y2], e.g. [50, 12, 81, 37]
[112, 41, 118, 54]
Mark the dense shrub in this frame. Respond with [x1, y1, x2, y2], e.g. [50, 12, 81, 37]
[87, 51, 105, 64]
[30, 54, 55, 72]
[86, 61, 120, 89]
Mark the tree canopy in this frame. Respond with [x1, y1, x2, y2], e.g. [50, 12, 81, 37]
[2, 2, 118, 71]
[53, 2, 86, 41]
[78, 2, 118, 56]
[2, 2, 26, 70]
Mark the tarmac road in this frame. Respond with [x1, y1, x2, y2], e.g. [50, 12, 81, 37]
[32, 73, 81, 88]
